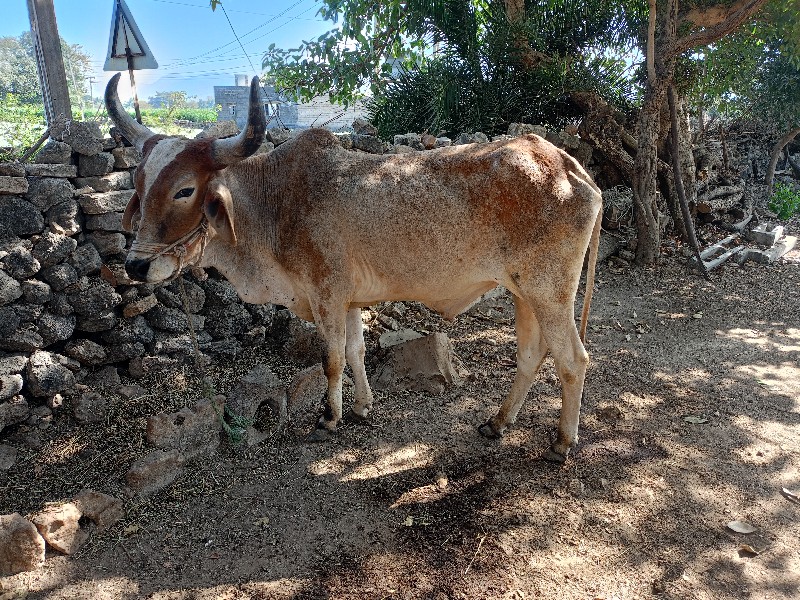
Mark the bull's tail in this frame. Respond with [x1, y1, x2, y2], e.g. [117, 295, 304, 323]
[579, 208, 602, 344]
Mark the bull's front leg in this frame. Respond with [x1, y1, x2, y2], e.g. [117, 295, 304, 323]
[307, 304, 348, 441]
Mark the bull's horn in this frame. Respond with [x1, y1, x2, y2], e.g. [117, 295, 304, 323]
[104, 73, 155, 152]
[210, 76, 267, 168]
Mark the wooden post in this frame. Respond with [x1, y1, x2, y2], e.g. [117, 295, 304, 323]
[26, 0, 73, 125]
[125, 46, 143, 124]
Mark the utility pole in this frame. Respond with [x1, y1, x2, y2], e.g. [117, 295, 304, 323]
[87, 76, 97, 109]
[26, 0, 73, 125]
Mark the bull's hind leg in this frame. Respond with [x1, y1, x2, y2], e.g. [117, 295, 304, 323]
[479, 296, 548, 438]
[307, 304, 348, 440]
[345, 306, 374, 422]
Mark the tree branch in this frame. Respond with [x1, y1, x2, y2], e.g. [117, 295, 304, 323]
[672, 0, 769, 56]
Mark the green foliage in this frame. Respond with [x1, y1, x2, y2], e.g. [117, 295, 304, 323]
[682, 0, 800, 125]
[263, 0, 644, 112]
[365, 1, 639, 138]
[769, 182, 800, 219]
[0, 32, 92, 108]
[0, 93, 46, 160]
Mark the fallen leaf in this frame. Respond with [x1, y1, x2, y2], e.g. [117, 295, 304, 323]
[781, 487, 799, 504]
[738, 544, 761, 556]
[727, 520, 757, 534]
[692, 312, 703, 319]
[403, 515, 414, 527]
[684, 415, 709, 424]
[122, 524, 140, 536]
[256, 517, 270, 529]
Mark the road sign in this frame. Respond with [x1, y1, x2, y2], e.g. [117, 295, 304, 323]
[104, 0, 158, 71]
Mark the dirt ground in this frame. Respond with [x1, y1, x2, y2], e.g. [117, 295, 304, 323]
[1, 240, 799, 600]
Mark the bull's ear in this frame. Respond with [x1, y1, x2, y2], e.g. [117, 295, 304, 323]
[203, 181, 237, 245]
[121, 192, 141, 232]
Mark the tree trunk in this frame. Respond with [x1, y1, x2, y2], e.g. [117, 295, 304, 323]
[633, 87, 665, 264]
[765, 126, 800, 190]
[632, 0, 674, 265]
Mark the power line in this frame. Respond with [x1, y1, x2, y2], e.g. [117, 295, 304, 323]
[145, 0, 321, 18]
[168, 0, 310, 66]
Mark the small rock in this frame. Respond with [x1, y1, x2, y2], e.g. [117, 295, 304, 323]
[568, 478, 585, 496]
[27, 350, 76, 397]
[117, 384, 147, 400]
[125, 449, 186, 496]
[123, 294, 159, 318]
[0, 513, 46, 575]
[34, 140, 72, 164]
[30, 502, 89, 555]
[73, 489, 124, 532]
[0, 374, 24, 401]
[0, 269, 23, 305]
[146, 396, 224, 458]
[287, 363, 327, 409]
[0, 443, 18, 470]
[72, 391, 107, 423]
[111, 146, 141, 169]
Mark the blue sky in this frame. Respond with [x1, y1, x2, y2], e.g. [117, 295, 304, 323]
[1, 0, 332, 101]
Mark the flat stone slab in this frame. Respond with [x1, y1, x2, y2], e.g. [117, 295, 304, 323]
[0, 176, 29, 195]
[24, 164, 77, 178]
[78, 190, 134, 214]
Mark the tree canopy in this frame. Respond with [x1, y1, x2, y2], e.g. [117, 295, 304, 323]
[0, 32, 91, 107]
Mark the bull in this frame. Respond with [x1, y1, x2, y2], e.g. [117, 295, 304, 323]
[105, 74, 602, 462]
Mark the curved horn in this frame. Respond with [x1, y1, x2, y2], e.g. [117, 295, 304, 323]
[211, 76, 267, 168]
[104, 73, 155, 152]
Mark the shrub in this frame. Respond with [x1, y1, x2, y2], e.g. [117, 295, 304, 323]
[769, 182, 800, 220]
[0, 93, 47, 160]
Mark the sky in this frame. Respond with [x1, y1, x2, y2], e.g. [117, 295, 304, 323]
[0, 0, 333, 102]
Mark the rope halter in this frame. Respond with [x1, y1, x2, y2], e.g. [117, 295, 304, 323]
[130, 219, 209, 279]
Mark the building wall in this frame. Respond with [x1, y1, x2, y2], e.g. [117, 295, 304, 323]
[214, 84, 366, 131]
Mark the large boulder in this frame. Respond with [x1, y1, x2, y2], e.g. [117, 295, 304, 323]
[371, 332, 466, 394]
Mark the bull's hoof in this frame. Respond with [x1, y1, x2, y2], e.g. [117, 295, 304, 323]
[478, 421, 502, 440]
[345, 409, 371, 425]
[542, 447, 568, 464]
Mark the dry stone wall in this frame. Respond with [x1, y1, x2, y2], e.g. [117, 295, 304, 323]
[0, 122, 276, 433]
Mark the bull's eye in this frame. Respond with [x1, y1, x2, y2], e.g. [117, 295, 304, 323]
[174, 187, 194, 199]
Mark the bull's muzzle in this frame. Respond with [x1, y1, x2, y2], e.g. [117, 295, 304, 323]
[125, 257, 151, 281]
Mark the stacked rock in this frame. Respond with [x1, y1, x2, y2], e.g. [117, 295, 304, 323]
[0, 122, 275, 432]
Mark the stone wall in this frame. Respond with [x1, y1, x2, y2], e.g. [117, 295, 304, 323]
[0, 122, 276, 433]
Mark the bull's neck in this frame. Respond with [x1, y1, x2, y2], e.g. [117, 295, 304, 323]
[198, 154, 291, 305]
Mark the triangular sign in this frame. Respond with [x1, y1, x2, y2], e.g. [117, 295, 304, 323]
[104, 0, 158, 71]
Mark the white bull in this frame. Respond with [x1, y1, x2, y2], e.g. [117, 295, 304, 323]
[106, 74, 602, 462]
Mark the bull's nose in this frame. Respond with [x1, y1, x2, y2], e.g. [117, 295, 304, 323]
[125, 258, 150, 281]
